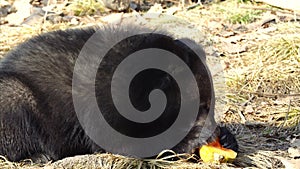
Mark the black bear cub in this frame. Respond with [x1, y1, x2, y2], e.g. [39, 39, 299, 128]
[0, 25, 237, 162]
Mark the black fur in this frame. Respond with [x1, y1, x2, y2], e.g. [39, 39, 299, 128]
[0, 25, 237, 162]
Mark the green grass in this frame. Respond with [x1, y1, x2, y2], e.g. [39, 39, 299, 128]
[228, 10, 262, 24]
[70, 0, 106, 16]
[211, 0, 263, 24]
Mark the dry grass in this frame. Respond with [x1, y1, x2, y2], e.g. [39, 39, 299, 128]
[224, 22, 300, 126]
[0, 153, 240, 169]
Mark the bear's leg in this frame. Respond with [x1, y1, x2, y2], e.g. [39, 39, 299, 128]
[0, 75, 47, 162]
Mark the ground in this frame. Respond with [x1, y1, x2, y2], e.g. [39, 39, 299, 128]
[0, 0, 299, 168]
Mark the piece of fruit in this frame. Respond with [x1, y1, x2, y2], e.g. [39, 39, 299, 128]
[199, 139, 237, 163]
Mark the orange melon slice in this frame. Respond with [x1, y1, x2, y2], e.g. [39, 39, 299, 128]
[199, 139, 237, 163]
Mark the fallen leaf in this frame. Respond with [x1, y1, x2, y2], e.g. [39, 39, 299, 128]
[257, 0, 300, 11]
[222, 43, 247, 54]
[288, 147, 300, 158]
[147, 3, 163, 14]
[6, 0, 32, 25]
[280, 158, 300, 169]
[217, 31, 236, 38]
[100, 13, 124, 24]
[144, 3, 163, 19]
[291, 139, 300, 148]
[165, 6, 180, 15]
[245, 105, 254, 113]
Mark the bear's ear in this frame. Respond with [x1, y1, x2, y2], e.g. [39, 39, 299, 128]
[174, 38, 206, 62]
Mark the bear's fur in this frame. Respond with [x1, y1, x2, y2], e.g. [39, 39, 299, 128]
[0, 25, 237, 162]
